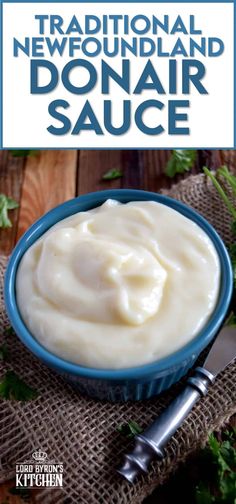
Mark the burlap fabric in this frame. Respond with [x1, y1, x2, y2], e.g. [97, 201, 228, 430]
[0, 174, 236, 504]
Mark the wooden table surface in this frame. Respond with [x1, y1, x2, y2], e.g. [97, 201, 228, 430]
[0, 148, 235, 504]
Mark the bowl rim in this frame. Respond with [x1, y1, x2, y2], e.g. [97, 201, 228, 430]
[4, 188, 233, 381]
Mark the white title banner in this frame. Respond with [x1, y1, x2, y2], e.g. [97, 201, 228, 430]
[2, 1, 235, 148]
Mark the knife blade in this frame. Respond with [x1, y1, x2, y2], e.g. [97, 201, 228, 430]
[117, 325, 236, 483]
[203, 325, 236, 376]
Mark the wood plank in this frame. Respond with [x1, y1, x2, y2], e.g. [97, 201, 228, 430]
[77, 150, 123, 195]
[121, 151, 143, 189]
[16, 151, 77, 241]
[0, 151, 25, 255]
[195, 150, 222, 171]
[141, 150, 224, 193]
[0, 479, 39, 504]
[140, 150, 172, 191]
[78, 150, 172, 195]
[0, 480, 19, 504]
[78, 149, 230, 199]
[220, 150, 236, 172]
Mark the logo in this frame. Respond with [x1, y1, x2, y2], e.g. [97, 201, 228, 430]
[15, 450, 63, 489]
[32, 450, 47, 463]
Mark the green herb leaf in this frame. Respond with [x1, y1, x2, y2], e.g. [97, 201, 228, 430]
[0, 194, 19, 228]
[10, 150, 38, 158]
[117, 421, 143, 438]
[208, 434, 232, 477]
[0, 344, 9, 361]
[5, 197, 19, 210]
[209, 431, 236, 504]
[9, 487, 31, 497]
[0, 371, 38, 401]
[196, 482, 214, 504]
[219, 472, 236, 503]
[225, 311, 236, 327]
[165, 150, 196, 178]
[197, 430, 236, 504]
[102, 168, 123, 180]
[231, 221, 236, 236]
[4, 326, 14, 337]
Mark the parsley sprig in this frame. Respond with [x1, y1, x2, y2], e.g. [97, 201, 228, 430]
[10, 150, 38, 158]
[0, 194, 19, 228]
[117, 420, 143, 439]
[9, 487, 31, 497]
[165, 150, 196, 178]
[0, 371, 38, 401]
[196, 429, 236, 504]
[0, 326, 38, 401]
[4, 326, 14, 337]
[102, 168, 123, 180]
[0, 343, 9, 361]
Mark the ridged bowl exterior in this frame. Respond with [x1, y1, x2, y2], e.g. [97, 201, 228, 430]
[4, 189, 233, 402]
[59, 356, 197, 402]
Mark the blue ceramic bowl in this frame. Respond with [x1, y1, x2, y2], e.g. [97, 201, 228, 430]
[4, 189, 233, 402]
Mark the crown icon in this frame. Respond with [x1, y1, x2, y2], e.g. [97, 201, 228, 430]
[32, 450, 47, 462]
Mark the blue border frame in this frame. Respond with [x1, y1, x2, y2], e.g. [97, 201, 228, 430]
[0, 1, 2, 150]
[0, 0, 235, 149]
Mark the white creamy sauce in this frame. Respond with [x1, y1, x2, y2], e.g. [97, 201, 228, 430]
[16, 200, 220, 369]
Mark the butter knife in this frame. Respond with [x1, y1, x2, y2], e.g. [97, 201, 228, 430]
[117, 325, 236, 483]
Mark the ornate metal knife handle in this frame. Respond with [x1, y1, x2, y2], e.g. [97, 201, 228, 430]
[117, 367, 215, 483]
